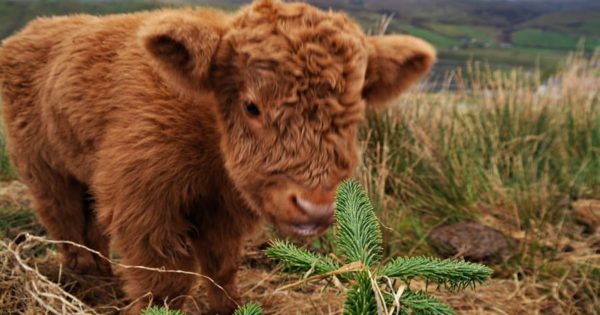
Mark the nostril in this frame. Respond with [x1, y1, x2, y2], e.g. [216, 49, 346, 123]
[290, 194, 307, 215]
[294, 196, 335, 219]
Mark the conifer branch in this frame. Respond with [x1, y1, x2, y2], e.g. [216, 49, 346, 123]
[343, 272, 378, 315]
[335, 180, 383, 267]
[265, 240, 340, 275]
[397, 290, 454, 315]
[379, 257, 493, 290]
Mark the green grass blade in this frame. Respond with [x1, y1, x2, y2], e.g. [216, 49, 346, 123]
[334, 179, 383, 266]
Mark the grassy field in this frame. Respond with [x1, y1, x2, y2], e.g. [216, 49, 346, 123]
[440, 47, 570, 76]
[0, 50, 598, 314]
[427, 24, 497, 43]
[389, 25, 459, 50]
[512, 28, 600, 51]
[522, 10, 600, 36]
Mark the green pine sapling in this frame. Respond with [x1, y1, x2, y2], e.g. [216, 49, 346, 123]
[232, 303, 263, 315]
[265, 179, 493, 315]
[142, 303, 262, 315]
[141, 306, 184, 315]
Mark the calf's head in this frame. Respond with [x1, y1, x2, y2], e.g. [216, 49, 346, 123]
[140, 0, 435, 236]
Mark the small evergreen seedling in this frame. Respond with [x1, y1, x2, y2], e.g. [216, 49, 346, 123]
[142, 303, 262, 315]
[233, 303, 264, 315]
[142, 306, 184, 315]
[265, 180, 493, 315]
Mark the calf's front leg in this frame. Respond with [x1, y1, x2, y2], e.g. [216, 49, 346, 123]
[94, 173, 199, 313]
[192, 194, 259, 315]
[193, 230, 243, 315]
[107, 208, 198, 315]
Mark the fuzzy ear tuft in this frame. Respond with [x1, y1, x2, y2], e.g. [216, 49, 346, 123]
[145, 35, 192, 72]
[138, 12, 225, 93]
[362, 35, 436, 110]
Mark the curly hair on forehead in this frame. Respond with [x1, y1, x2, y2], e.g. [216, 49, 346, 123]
[227, 0, 369, 101]
[235, 0, 360, 30]
[208, 1, 370, 164]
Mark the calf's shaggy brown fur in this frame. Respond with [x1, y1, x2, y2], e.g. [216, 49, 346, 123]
[0, 0, 435, 313]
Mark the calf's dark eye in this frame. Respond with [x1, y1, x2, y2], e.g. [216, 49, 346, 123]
[245, 102, 261, 117]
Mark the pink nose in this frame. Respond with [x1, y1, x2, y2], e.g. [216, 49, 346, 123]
[291, 191, 336, 223]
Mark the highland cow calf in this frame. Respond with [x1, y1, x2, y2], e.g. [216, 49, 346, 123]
[0, 0, 435, 313]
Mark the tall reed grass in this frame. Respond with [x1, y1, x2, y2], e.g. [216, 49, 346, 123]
[357, 51, 599, 310]
[0, 128, 14, 181]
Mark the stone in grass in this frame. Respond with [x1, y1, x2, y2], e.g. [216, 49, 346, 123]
[427, 222, 509, 262]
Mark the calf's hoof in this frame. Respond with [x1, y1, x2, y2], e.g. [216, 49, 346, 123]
[62, 247, 112, 276]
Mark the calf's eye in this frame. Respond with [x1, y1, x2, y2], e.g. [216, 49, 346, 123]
[244, 102, 261, 117]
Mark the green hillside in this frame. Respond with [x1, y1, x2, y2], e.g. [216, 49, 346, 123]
[0, 0, 598, 71]
[512, 28, 600, 51]
[310, 0, 600, 70]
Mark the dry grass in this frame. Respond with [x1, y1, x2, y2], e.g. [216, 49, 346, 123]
[0, 182, 600, 315]
[2, 231, 596, 315]
[355, 51, 600, 314]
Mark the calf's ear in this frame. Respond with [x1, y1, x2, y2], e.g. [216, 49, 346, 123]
[362, 35, 436, 110]
[138, 13, 223, 94]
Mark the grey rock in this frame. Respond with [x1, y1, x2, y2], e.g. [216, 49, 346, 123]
[427, 221, 509, 262]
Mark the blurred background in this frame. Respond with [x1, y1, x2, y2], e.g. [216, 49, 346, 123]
[1, 0, 599, 83]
